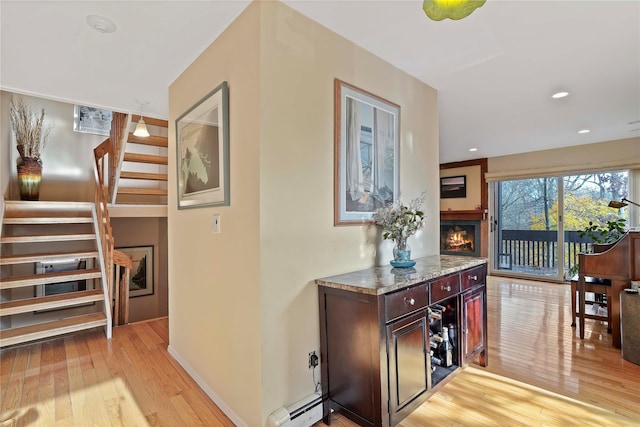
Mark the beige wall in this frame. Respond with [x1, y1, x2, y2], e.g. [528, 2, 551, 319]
[169, 2, 439, 425]
[258, 3, 439, 420]
[168, 3, 262, 426]
[2, 91, 103, 202]
[111, 217, 168, 322]
[440, 165, 482, 211]
[1, 93, 12, 201]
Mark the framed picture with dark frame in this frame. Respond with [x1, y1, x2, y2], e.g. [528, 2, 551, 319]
[334, 79, 400, 225]
[440, 175, 467, 199]
[176, 81, 230, 209]
[116, 246, 154, 298]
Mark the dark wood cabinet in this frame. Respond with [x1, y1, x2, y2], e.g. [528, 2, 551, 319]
[386, 310, 430, 425]
[317, 260, 487, 427]
[462, 284, 486, 365]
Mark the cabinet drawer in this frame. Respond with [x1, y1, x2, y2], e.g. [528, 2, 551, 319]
[461, 265, 486, 291]
[430, 274, 460, 303]
[385, 283, 429, 321]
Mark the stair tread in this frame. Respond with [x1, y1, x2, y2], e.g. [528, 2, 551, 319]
[123, 153, 168, 165]
[1, 233, 96, 244]
[119, 171, 168, 181]
[0, 290, 104, 315]
[0, 250, 99, 266]
[4, 201, 93, 211]
[0, 313, 107, 348]
[117, 187, 168, 196]
[3, 217, 93, 224]
[127, 134, 168, 147]
[0, 269, 102, 290]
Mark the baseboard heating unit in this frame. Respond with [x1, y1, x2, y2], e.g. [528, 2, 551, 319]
[267, 393, 322, 427]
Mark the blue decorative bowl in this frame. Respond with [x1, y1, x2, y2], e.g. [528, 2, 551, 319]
[390, 259, 416, 268]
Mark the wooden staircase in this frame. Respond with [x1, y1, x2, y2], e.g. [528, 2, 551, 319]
[114, 115, 169, 205]
[0, 201, 111, 348]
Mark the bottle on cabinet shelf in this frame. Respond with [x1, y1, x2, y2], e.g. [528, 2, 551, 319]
[441, 327, 454, 368]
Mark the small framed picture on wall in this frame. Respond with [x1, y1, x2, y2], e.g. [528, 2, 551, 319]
[116, 246, 154, 297]
[440, 175, 467, 199]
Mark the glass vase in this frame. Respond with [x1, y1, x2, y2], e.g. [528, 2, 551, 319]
[393, 239, 411, 263]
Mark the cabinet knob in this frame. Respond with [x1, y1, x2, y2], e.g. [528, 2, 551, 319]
[404, 297, 415, 306]
[469, 275, 478, 281]
[441, 285, 451, 292]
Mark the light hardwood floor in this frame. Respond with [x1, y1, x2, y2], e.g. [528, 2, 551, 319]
[2, 276, 640, 426]
[0, 317, 235, 426]
[319, 276, 640, 427]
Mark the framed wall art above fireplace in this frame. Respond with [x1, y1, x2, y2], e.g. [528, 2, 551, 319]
[440, 175, 467, 199]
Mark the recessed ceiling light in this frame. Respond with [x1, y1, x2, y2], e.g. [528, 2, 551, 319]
[469, 148, 478, 152]
[578, 129, 590, 134]
[552, 91, 569, 99]
[87, 15, 117, 34]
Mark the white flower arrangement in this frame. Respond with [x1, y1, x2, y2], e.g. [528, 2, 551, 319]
[373, 193, 426, 247]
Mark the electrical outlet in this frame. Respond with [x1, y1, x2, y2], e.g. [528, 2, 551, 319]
[308, 351, 319, 369]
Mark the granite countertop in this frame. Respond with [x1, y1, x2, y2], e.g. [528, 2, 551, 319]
[316, 254, 487, 296]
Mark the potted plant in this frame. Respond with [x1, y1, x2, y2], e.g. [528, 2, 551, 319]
[9, 97, 50, 200]
[568, 217, 627, 278]
[373, 193, 426, 267]
[579, 217, 626, 246]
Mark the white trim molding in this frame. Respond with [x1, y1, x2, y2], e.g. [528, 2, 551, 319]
[167, 345, 248, 427]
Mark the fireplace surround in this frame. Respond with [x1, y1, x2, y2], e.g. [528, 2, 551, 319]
[440, 220, 481, 257]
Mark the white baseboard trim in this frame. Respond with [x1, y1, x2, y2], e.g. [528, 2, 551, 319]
[167, 345, 248, 427]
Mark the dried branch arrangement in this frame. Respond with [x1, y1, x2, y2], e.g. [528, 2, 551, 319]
[9, 97, 50, 161]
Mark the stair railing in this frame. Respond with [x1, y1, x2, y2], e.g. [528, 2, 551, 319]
[93, 137, 132, 328]
[109, 112, 132, 204]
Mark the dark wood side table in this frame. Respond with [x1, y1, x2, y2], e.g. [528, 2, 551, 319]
[621, 291, 640, 365]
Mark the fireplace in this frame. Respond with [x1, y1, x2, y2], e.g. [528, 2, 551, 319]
[440, 220, 481, 257]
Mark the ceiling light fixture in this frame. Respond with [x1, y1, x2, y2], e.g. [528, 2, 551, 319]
[469, 148, 478, 152]
[578, 129, 590, 134]
[423, 0, 486, 21]
[133, 101, 150, 137]
[552, 91, 569, 99]
[86, 15, 117, 34]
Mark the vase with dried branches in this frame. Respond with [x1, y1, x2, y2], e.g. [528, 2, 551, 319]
[9, 97, 51, 200]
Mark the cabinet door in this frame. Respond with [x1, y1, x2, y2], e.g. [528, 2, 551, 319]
[462, 285, 486, 364]
[387, 310, 430, 425]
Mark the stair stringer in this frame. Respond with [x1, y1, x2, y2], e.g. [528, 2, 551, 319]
[0, 196, 5, 242]
[111, 114, 133, 204]
[91, 204, 113, 339]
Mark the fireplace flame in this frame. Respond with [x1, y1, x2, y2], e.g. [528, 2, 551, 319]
[445, 229, 474, 252]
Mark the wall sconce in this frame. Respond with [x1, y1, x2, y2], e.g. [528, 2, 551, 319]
[423, 0, 486, 21]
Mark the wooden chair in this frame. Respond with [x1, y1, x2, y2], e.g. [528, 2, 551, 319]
[570, 275, 612, 333]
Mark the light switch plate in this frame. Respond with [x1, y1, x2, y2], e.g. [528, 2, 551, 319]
[212, 214, 221, 233]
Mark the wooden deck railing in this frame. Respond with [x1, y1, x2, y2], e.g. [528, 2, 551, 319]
[498, 229, 595, 276]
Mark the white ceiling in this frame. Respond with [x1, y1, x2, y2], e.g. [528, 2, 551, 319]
[2, 1, 639, 163]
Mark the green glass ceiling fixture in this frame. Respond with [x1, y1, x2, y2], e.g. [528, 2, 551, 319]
[423, 0, 486, 21]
